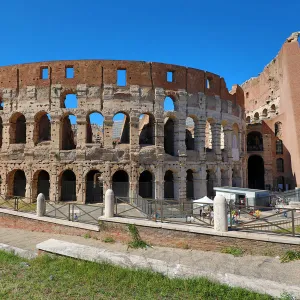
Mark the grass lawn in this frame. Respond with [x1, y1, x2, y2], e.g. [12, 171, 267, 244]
[0, 251, 273, 300]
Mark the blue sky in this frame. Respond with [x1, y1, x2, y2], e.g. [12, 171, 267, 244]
[1, 0, 299, 124]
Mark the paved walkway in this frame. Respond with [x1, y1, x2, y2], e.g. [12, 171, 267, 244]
[0, 227, 300, 298]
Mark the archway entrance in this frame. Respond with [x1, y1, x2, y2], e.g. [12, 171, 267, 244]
[164, 170, 174, 199]
[86, 170, 103, 203]
[248, 155, 265, 189]
[112, 170, 129, 198]
[13, 170, 26, 197]
[139, 171, 153, 198]
[61, 170, 76, 201]
[186, 170, 194, 199]
[37, 170, 50, 200]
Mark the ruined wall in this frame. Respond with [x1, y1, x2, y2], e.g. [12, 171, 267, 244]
[0, 60, 245, 202]
[242, 32, 300, 189]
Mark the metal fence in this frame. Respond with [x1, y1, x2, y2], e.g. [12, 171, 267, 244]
[229, 204, 300, 236]
[114, 197, 213, 227]
[0, 195, 36, 214]
[45, 202, 104, 225]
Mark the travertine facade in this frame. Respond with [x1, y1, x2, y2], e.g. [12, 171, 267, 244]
[0, 60, 245, 202]
[243, 32, 300, 190]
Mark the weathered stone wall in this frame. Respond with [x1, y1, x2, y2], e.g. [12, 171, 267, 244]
[242, 32, 300, 189]
[0, 60, 245, 202]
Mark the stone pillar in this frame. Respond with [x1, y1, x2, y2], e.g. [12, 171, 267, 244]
[179, 160, 186, 202]
[155, 165, 164, 199]
[173, 175, 180, 201]
[211, 123, 221, 159]
[130, 115, 139, 150]
[228, 167, 233, 187]
[198, 118, 206, 160]
[26, 121, 35, 148]
[199, 166, 207, 197]
[51, 118, 61, 151]
[37, 193, 45, 217]
[129, 163, 139, 200]
[2, 121, 10, 150]
[177, 90, 187, 156]
[104, 189, 114, 218]
[213, 195, 228, 232]
[76, 119, 87, 149]
[50, 166, 58, 202]
[223, 126, 233, 161]
[193, 171, 202, 199]
[103, 116, 113, 149]
[155, 117, 164, 149]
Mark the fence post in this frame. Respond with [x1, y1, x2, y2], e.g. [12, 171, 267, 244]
[291, 209, 295, 237]
[213, 195, 228, 232]
[36, 193, 45, 217]
[105, 189, 114, 218]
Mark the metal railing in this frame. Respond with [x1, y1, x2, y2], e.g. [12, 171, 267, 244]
[229, 204, 300, 236]
[0, 195, 36, 214]
[45, 202, 104, 225]
[114, 197, 213, 227]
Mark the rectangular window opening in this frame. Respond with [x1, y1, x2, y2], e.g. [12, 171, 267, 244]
[66, 67, 74, 79]
[167, 71, 174, 82]
[117, 69, 127, 86]
[41, 67, 48, 80]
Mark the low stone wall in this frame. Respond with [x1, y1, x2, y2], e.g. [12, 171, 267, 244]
[0, 212, 300, 257]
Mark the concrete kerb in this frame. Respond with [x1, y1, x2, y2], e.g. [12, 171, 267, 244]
[0, 243, 37, 259]
[36, 238, 300, 298]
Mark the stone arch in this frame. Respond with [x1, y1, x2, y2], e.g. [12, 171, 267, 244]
[248, 155, 265, 189]
[270, 104, 276, 113]
[113, 112, 130, 145]
[246, 116, 251, 123]
[164, 96, 175, 111]
[139, 170, 154, 198]
[186, 169, 194, 199]
[185, 117, 195, 150]
[86, 170, 103, 203]
[164, 170, 174, 199]
[61, 114, 77, 150]
[33, 111, 51, 145]
[247, 131, 263, 151]
[112, 170, 129, 197]
[60, 170, 76, 201]
[9, 112, 26, 144]
[7, 169, 26, 197]
[164, 116, 175, 156]
[254, 112, 259, 120]
[139, 113, 155, 146]
[262, 109, 268, 117]
[33, 170, 50, 200]
[61, 90, 77, 108]
[86, 112, 104, 144]
[206, 169, 216, 198]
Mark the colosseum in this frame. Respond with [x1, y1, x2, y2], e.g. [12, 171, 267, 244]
[0, 60, 245, 203]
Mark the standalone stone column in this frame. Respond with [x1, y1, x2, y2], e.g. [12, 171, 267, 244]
[105, 189, 114, 218]
[36, 193, 45, 217]
[213, 195, 228, 232]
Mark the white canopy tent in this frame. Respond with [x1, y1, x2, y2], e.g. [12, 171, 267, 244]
[193, 196, 214, 204]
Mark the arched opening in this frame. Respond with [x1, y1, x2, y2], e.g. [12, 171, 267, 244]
[205, 121, 212, 151]
[185, 117, 194, 150]
[164, 96, 175, 111]
[86, 170, 103, 203]
[37, 170, 50, 200]
[276, 158, 284, 172]
[275, 122, 282, 138]
[63, 93, 77, 108]
[262, 109, 268, 117]
[277, 176, 285, 191]
[246, 116, 251, 123]
[221, 169, 229, 186]
[34, 112, 51, 144]
[276, 140, 283, 154]
[60, 170, 76, 201]
[164, 117, 175, 155]
[10, 113, 26, 144]
[112, 170, 129, 198]
[86, 112, 104, 144]
[247, 131, 263, 151]
[0, 117, 3, 148]
[206, 170, 215, 198]
[61, 114, 77, 150]
[0, 98, 3, 110]
[139, 113, 155, 146]
[139, 171, 153, 198]
[186, 169, 194, 199]
[270, 104, 276, 113]
[113, 113, 130, 145]
[164, 170, 174, 199]
[13, 170, 26, 197]
[254, 112, 259, 120]
[248, 155, 265, 189]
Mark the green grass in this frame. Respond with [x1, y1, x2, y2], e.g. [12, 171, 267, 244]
[0, 250, 272, 300]
[102, 236, 115, 243]
[274, 225, 300, 234]
[280, 250, 300, 263]
[221, 246, 244, 257]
